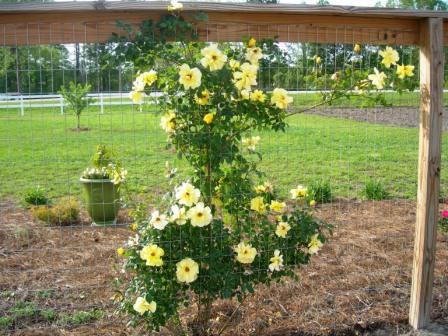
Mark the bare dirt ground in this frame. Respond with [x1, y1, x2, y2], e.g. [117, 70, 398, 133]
[0, 200, 447, 336]
[306, 107, 448, 131]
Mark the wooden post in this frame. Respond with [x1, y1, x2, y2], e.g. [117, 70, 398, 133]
[409, 17, 444, 329]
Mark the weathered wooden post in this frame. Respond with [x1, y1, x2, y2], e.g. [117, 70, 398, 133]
[409, 17, 444, 329]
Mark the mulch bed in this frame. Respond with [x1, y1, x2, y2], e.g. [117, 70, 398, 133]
[0, 200, 447, 335]
[305, 107, 448, 132]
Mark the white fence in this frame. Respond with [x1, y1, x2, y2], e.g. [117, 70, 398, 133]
[0, 93, 133, 116]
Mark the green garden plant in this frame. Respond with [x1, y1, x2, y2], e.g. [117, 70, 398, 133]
[31, 196, 80, 226]
[113, 2, 416, 334]
[58, 81, 93, 130]
[363, 178, 390, 200]
[309, 179, 333, 204]
[23, 186, 49, 207]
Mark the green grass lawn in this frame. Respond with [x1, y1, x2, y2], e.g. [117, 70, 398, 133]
[1, 101, 447, 207]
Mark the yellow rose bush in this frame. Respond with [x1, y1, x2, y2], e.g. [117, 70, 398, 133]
[111, 6, 414, 335]
[115, 29, 332, 333]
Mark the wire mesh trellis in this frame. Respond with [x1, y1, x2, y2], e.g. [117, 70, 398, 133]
[0, 5, 447, 336]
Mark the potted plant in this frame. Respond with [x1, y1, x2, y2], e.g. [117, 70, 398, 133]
[80, 145, 127, 225]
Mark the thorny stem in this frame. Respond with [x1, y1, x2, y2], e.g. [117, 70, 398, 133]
[217, 295, 247, 336]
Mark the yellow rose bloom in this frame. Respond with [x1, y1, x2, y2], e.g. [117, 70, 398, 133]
[187, 202, 213, 227]
[254, 184, 266, 193]
[203, 113, 214, 124]
[170, 204, 187, 225]
[368, 67, 387, 90]
[308, 233, 323, 255]
[234, 242, 257, 264]
[314, 55, 322, 64]
[200, 44, 227, 71]
[140, 70, 157, 86]
[117, 247, 125, 256]
[270, 200, 286, 213]
[248, 37, 257, 48]
[240, 89, 250, 100]
[175, 182, 200, 207]
[149, 210, 168, 230]
[245, 47, 264, 65]
[275, 221, 291, 238]
[263, 181, 273, 193]
[250, 89, 266, 103]
[140, 244, 165, 267]
[379, 46, 399, 68]
[353, 44, 361, 54]
[229, 59, 240, 70]
[129, 90, 145, 105]
[133, 297, 157, 315]
[269, 249, 284, 272]
[250, 196, 266, 214]
[195, 89, 210, 105]
[290, 185, 308, 199]
[271, 88, 293, 109]
[242, 136, 260, 151]
[233, 62, 258, 91]
[132, 76, 145, 92]
[160, 110, 176, 133]
[176, 258, 199, 283]
[179, 64, 202, 89]
[396, 64, 415, 79]
[309, 199, 317, 207]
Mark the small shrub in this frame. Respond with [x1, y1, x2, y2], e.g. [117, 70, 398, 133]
[31, 197, 80, 226]
[439, 210, 448, 233]
[362, 178, 389, 200]
[308, 179, 332, 204]
[23, 186, 49, 207]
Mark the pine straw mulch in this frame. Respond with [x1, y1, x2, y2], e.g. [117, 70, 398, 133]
[0, 200, 447, 336]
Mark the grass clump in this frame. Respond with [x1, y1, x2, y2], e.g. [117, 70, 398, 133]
[31, 197, 80, 226]
[23, 186, 49, 207]
[362, 178, 389, 201]
[308, 179, 332, 204]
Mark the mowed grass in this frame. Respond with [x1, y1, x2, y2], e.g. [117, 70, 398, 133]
[1, 100, 448, 206]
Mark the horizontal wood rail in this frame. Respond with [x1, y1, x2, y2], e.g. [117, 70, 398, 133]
[0, 1, 447, 46]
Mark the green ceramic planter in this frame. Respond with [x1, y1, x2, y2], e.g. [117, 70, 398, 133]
[80, 178, 120, 225]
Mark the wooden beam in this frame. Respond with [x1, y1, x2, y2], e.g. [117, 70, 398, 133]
[0, 11, 421, 46]
[0, 2, 446, 46]
[410, 17, 444, 330]
[0, 2, 447, 19]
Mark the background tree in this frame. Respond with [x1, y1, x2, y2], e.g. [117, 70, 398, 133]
[59, 82, 93, 130]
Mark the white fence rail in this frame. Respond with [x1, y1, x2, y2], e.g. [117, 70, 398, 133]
[0, 93, 134, 116]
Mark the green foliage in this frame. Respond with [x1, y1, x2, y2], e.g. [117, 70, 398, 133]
[362, 178, 390, 201]
[31, 197, 80, 226]
[57, 309, 105, 326]
[58, 81, 93, 129]
[92, 144, 118, 169]
[81, 144, 127, 184]
[0, 316, 13, 330]
[309, 180, 332, 204]
[39, 309, 57, 322]
[23, 186, 49, 207]
[10, 302, 38, 319]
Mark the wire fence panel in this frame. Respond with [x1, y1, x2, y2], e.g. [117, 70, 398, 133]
[0, 7, 447, 336]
